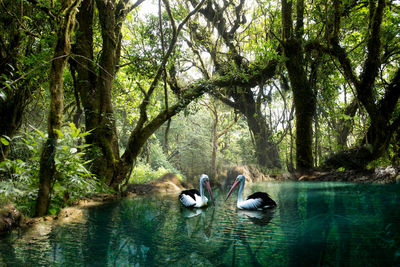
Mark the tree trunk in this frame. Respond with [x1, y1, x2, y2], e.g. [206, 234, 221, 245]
[324, 70, 400, 169]
[286, 120, 295, 173]
[335, 99, 358, 149]
[35, 0, 81, 216]
[364, 69, 400, 159]
[73, 0, 121, 184]
[314, 114, 319, 166]
[289, 49, 315, 171]
[245, 111, 281, 169]
[207, 102, 236, 180]
[217, 87, 282, 169]
[281, 0, 316, 171]
[73, 0, 170, 186]
[93, 0, 120, 184]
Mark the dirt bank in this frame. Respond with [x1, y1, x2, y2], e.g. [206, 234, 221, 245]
[124, 173, 185, 196]
[0, 173, 184, 235]
[0, 193, 121, 236]
[218, 165, 293, 188]
[219, 165, 400, 185]
[297, 166, 400, 184]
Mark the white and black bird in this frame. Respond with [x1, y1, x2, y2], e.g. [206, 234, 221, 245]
[225, 174, 276, 210]
[179, 174, 215, 208]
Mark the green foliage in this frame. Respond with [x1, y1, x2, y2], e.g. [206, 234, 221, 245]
[147, 140, 179, 172]
[367, 155, 392, 170]
[155, 104, 213, 180]
[129, 139, 183, 184]
[153, 102, 256, 180]
[129, 163, 182, 184]
[228, 119, 257, 165]
[0, 123, 109, 216]
[0, 135, 11, 146]
[0, 158, 39, 215]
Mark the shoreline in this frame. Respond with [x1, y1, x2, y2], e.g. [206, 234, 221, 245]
[0, 193, 122, 237]
[296, 166, 400, 184]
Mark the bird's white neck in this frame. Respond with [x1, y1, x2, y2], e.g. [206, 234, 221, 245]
[237, 179, 244, 204]
[199, 181, 206, 202]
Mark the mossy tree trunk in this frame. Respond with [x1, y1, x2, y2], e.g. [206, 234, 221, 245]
[35, 0, 82, 217]
[91, 0, 121, 184]
[244, 101, 282, 170]
[73, 0, 144, 185]
[216, 84, 283, 169]
[281, 0, 316, 172]
[216, 85, 282, 170]
[335, 99, 358, 149]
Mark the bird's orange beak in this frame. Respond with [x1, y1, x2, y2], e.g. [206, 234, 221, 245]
[205, 180, 215, 205]
[225, 179, 240, 201]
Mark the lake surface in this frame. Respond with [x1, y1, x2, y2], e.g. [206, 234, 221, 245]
[1, 181, 400, 266]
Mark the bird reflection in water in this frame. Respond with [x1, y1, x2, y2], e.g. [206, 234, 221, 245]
[180, 206, 216, 240]
[180, 206, 205, 218]
[237, 209, 275, 226]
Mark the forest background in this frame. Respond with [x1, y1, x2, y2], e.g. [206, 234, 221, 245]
[0, 0, 399, 216]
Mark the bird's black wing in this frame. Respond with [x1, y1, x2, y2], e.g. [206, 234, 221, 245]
[247, 192, 277, 209]
[179, 189, 200, 207]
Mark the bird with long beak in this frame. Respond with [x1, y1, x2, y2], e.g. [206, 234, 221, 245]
[179, 174, 215, 208]
[225, 174, 276, 210]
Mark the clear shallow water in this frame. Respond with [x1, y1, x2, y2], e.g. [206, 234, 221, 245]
[1, 181, 400, 266]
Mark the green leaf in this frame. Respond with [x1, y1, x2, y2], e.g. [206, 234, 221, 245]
[53, 129, 64, 138]
[1, 135, 11, 145]
[32, 127, 45, 138]
[79, 129, 93, 137]
[48, 207, 58, 215]
[0, 161, 6, 168]
[72, 128, 81, 138]
[23, 16, 33, 21]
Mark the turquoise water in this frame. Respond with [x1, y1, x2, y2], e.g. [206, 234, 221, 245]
[1, 182, 400, 266]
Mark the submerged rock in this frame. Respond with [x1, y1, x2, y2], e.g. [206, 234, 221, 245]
[57, 207, 85, 224]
